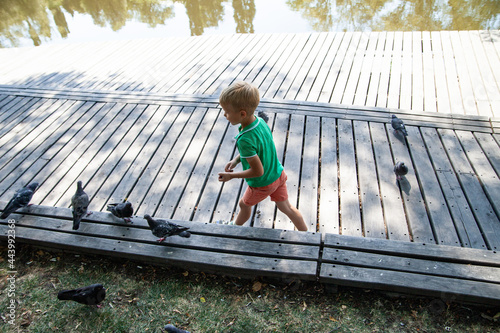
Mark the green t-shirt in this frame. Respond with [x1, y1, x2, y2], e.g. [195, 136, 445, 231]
[236, 116, 284, 188]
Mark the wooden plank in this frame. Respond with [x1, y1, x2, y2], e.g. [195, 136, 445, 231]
[353, 32, 378, 107]
[275, 33, 322, 99]
[105, 105, 178, 204]
[182, 35, 250, 95]
[275, 114, 304, 230]
[244, 34, 291, 85]
[284, 33, 328, 100]
[308, 32, 344, 102]
[318, 118, 339, 234]
[480, 31, 500, 112]
[2, 214, 320, 261]
[5, 202, 321, 245]
[422, 31, 437, 112]
[156, 108, 221, 218]
[323, 233, 500, 266]
[203, 33, 271, 96]
[298, 116, 320, 232]
[399, 32, 412, 111]
[337, 119, 362, 236]
[387, 31, 402, 109]
[469, 31, 500, 115]
[353, 121, 385, 238]
[173, 110, 228, 221]
[295, 32, 334, 101]
[322, 248, 500, 283]
[449, 31, 478, 116]
[136, 106, 202, 216]
[331, 32, 361, 104]
[342, 32, 370, 105]
[319, 264, 500, 306]
[261, 33, 311, 99]
[441, 31, 465, 115]
[0, 99, 77, 178]
[474, 132, 500, 178]
[438, 129, 500, 250]
[91, 104, 168, 208]
[376, 31, 394, 108]
[191, 116, 238, 223]
[411, 31, 424, 112]
[319, 32, 353, 103]
[406, 126, 461, 246]
[431, 31, 451, 114]
[0, 97, 41, 137]
[0, 223, 317, 280]
[420, 127, 487, 249]
[365, 32, 386, 107]
[456, 130, 500, 217]
[37, 103, 134, 206]
[370, 122, 408, 240]
[388, 125, 435, 243]
[0, 101, 97, 197]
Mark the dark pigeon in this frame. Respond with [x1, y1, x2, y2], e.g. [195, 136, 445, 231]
[71, 181, 90, 230]
[258, 110, 269, 123]
[391, 115, 408, 136]
[1, 182, 38, 219]
[394, 161, 409, 180]
[164, 324, 191, 333]
[144, 214, 191, 242]
[107, 200, 134, 223]
[57, 283, 106, 307]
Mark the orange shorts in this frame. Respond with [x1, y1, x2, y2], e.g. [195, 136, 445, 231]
[242, 171, 288, 206]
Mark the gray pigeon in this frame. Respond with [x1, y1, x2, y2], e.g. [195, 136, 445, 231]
[71, 181, 90, 230]
[391, 115, 408, 136]
[164, 324, 191, 333]
[144, 215, 191, 242]
[57, 283, 106, 307]
[394, 161, 409, 180]
[1, 182, 38, 219]
[107, 200, 134, 223]
[258, 110, 269, 123]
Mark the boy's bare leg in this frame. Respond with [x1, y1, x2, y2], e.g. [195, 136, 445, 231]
[234, 199, 253, 226]
[275, 199, 308, 231]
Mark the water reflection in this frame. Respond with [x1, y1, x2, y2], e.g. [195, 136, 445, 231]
[0, 0, 498, 47]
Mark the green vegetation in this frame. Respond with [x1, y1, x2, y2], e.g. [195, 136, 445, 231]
[0, 244, 498, 332]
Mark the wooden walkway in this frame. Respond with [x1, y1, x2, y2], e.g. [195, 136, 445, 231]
[1, 31, 500, 305]
[0, 31, 499, 118]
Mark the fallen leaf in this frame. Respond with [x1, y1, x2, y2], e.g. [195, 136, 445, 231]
[252, 281, 262, 292]
[329, 317, 337, 322]
[302, 300, 307, 311]
[200, 297, 206, 303]
[182, 271, 189, 277]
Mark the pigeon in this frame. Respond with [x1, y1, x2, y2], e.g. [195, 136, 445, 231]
[1, 182, 38, 219]
[107, 200, 134, 223]
[258, 110, 269, 123]
[57, 283, 106, 307]
[394, 161, 409, 180]
[71, 181, 90, 230]
[144, 214, 191, 242]
[391, 115, 408, 136]
[163, 324, 191, 333]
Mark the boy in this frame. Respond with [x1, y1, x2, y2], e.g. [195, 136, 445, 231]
[217, 81, 308, 231]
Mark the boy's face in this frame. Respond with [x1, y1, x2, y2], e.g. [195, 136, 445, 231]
[221, 103, 244, 125]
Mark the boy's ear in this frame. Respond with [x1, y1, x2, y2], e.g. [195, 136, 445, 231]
[240, 109, 247, 117]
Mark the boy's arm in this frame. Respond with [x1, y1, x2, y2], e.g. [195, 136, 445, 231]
[218, 155, 264, 182]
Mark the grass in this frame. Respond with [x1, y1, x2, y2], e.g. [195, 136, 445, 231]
[0, 244, 498, 332]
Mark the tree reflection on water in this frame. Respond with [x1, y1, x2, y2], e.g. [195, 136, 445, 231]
[0, 0, 498, 47]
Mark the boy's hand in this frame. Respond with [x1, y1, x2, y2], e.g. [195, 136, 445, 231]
[218, 171, 233, 182]
[225, 159, 239, 172]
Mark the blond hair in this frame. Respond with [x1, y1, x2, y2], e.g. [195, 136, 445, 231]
[219, 81, 260, 114]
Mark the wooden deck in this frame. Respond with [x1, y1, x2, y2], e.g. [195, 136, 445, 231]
[1, 31, 500, 305]
[0, 31, 499, 118]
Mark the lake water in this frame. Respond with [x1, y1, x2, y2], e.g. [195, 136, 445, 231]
[1, 0, 499, 48]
